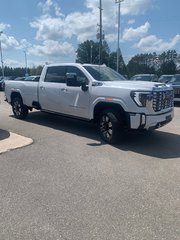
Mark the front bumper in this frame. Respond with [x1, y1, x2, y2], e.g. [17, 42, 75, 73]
[128, 108, 174, 130]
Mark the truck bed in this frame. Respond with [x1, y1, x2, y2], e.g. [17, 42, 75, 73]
[5, 80, 39, 107]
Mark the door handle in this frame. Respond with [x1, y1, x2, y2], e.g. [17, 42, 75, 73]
[40, 86, 45, 90]
[61, 88, 68, 92]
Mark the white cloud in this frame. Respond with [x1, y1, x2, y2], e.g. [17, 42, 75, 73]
[122, 22, 150, 41]
[31, 0, 154, 49]
[0, 0, 160, 66]
[136, 34, 180, 52]
[86, 0, 152, 16]
[19, 39, 32, 50]
[0, 32, 32, 52]
[4, 58, 24, 68]
[38, 0, 64, 17]
[121, 0, 152, 16]
[128, 19, 135, 25]
[0, 34, 19, 50]
[30, 9, 98, 44]
[30, 0, 117, 48]
[0, 23, 10, 32]
[4, 58, 47, 68]
[29, 40, 74, 57]
[30, 16, 70, 41]
[38, 0, 53, 14]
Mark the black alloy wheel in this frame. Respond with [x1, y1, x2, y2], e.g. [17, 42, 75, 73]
[12, 97, 28, 119]
[98, 109, 123, 144]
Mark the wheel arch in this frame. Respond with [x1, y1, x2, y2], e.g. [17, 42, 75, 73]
[93, 102, 128, 126]
[11, 91, 23, 104]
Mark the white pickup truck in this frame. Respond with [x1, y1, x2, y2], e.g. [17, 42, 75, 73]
[5, 63, 174, 144]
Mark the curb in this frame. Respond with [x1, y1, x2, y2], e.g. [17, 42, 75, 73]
[0, 131, 33, 154]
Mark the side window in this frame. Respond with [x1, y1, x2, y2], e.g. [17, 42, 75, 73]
[24, 76, 40, 82]
[45, 66, 66, 83]
[175, 75, 180, 83]
[66, 66, 88, 84]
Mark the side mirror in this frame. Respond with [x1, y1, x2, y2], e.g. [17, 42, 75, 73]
[81, 81, 89, 92]
[66, 73, 89, 91]
[66, 73, 81, 87]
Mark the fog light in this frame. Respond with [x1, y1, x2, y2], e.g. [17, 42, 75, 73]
[141, 114, 146, 125]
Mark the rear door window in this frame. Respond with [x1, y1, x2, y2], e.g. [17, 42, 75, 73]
[45, 66, 66, 83]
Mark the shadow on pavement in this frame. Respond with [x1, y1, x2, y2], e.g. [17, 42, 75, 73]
[0, 129, 10, 141]
[10, 111, 180, 160]
[117, 130, 180, 159]
[174, 102, 180, 107]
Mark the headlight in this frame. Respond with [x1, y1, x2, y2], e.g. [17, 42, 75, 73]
[131, 91, 153, 107]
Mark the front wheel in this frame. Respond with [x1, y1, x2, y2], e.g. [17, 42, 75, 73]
[98, 109, 124, 144]
[12, 97, 28, 119]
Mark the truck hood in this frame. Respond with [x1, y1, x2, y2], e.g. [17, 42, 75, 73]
[100, 80, 168, 91]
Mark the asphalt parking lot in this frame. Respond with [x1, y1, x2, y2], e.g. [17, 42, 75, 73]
[0, 92, 180, 240]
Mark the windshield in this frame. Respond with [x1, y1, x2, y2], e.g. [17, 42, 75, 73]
[170, 75, 180, 83]
[83, 65, 126, 81]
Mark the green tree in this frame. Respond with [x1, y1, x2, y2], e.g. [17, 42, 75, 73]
[158, 60, 177, 75]
[108, 52, 127, 75]
[76, 40, 112, 65]
[76, 40, 127, 75]
[76, 40, 99, 64]
[127, 54, 155, 77]
[30, 65, 43, 75]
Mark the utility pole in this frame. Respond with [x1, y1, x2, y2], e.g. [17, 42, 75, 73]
[99, 0, 103, 65]
[23, 50, 28, 77]
[115, 0, 124, 72]
[0, 31, 5, 78]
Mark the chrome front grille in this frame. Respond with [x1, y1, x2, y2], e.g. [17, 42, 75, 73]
[152, 90, 174, 112]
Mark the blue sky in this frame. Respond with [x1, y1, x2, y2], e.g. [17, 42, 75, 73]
[0, 0, 180, 68]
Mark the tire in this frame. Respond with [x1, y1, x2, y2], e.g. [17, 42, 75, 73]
[98, 109, 124, 144]
[12, 97, 28, 119]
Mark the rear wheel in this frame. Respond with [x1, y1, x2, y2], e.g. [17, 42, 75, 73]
[98, 109, 124, 144]
[12, 97, 28, 119]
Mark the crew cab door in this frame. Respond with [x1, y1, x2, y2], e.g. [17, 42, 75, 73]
[39, 65, 91, 119]
[63, 66, 90, 118]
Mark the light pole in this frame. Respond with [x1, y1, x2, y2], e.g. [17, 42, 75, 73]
[99, 0, 103, 65]
[0, 31, 5, 78]
[23, 50, 28, 77]
[115, 0, 124, 72]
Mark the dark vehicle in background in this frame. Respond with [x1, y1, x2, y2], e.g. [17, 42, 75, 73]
[0, 77, 5, 91]
[158, 75, 174, 83]
[8, 75, 40, 82]
[168, 74, 180, 102]
[24, 75, 40, 81]
[13, 77, 25, 81]
[130, 74, 158, 82]
[0, 76, 13, 91]
[3, 76, 40, 91]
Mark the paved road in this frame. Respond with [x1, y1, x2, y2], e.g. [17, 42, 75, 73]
[0, 92, 180, 240]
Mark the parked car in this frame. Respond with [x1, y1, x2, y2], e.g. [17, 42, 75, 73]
[24, 75, 40, 81]
[168, 74, 180, 102]
[0, 77, 5, 91]
[131, 74, 158, 82]
[158, 75, 174, 83]
[14, 77, 25, 81]
[12, 76, 40, 81]
[0, 76, 16, 90]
